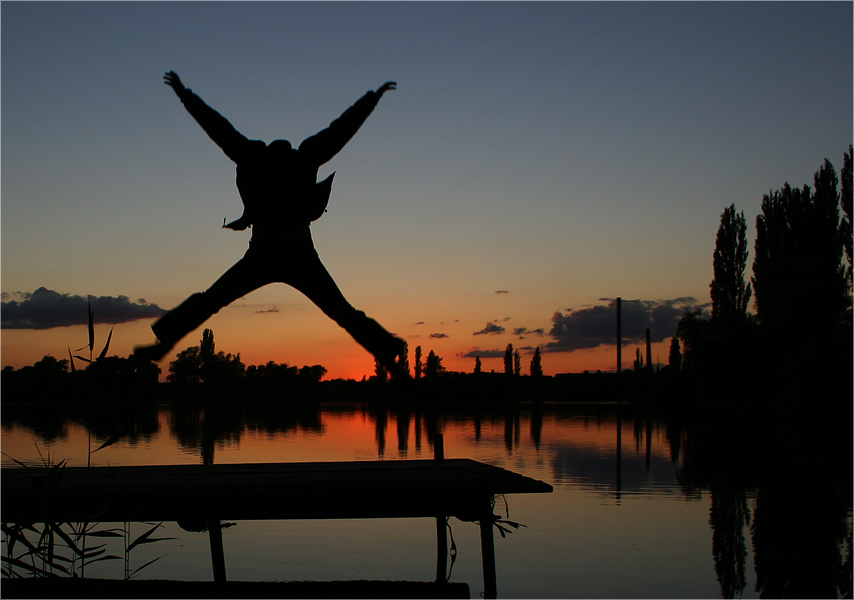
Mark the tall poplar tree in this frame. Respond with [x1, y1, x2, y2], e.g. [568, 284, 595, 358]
[752, 154, 850, 380]
[753, 160, 847, 334]
[529, 347, 543, 377]
[710, 204, 752, 325]
[503, 344, 513, 375]
[414, 345, 423, 380]
[840, 145, 852, 285]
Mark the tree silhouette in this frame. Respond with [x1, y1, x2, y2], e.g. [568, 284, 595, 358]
[710, 204, 752, 325]
[168, 329, 244, 384]
[752, 156, 849, 376]
[373, 359, 388, 383]
[676, 309, 711, 372]
[503, 344, 513, 375]
[841, 145, 852, 287]
[529, 347, 543, 377]
[245, 361, 298, 385]
[398, 342, 410, 377]
[424, 350, 445, 378]
[668, 336, 682, 371]
[414, 345, 423, 380]
[514, 349, 521, 376]
[168, 346, 202, 384]
[474, 355, 482, 375]
[298, 364, 327, 383]
[753, 162, 847, 330]
[633, 348, 644, 373]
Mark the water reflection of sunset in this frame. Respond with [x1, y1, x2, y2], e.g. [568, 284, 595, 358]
[4, 401, 848, 599]
[2, 404, 673, 473]
[0, 402, 723, 598]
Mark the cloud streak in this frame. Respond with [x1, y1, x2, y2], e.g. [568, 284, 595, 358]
[460, 347, 506, 359]
[473, 322, 506, 335]
[545, 297, 703, 352]
[1, 287, 167, 330]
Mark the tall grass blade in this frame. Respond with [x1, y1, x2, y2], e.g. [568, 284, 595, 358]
[49, 523, 83, 557]
[1, 555, 58, 578]
[82, 553, 121, 567]
[92, 432, 123, 453]
[1, 451, 31, 469]
[2, 524, 39, 555]
[67, 344, 77, 373]
[128, 553, 167, 579]
[126, 522, 174, 553]
[86, 529, 124, 538]
[80, 546, 109, 560]
[98, 325, 114, 360]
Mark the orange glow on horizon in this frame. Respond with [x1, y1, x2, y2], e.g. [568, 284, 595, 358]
[1, 320, 675, 381]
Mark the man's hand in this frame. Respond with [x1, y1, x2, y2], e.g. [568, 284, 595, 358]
[164, 71, 187, 96]
[376, 81, 397, 97]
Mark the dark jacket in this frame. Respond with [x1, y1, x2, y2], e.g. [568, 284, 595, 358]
[177, 87, 381, 243]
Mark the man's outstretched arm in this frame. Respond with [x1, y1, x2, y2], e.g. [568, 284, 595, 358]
[164, 71, 254, 163]
[298, 81, 397, 167]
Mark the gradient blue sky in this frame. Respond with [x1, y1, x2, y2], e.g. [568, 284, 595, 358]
[2, 2, 852, 378]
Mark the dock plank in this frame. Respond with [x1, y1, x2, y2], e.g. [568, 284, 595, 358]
[2, 459, 552, 524]
[0, 578, 472, 599]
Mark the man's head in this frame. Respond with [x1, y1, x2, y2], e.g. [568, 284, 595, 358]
[267, 139, 293, 155]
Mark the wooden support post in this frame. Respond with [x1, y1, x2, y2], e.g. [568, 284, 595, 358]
[434, 434, 447, 583]
[616, 297, 622, 374]
[208, 520, 227, 584]
[480, 497, 497, 599]
[615, 413, 622, 502]
[435, 516, 448, 582]
[645, 328, 653, 371]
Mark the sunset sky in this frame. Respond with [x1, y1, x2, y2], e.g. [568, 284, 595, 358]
[2, 2, 852, 380]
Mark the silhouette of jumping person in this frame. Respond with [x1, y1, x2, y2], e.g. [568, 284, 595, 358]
[134, 71, 409, 379]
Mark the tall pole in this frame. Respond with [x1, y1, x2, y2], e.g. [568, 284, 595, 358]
[645, 328, 652, 371]
[616, 297, 622, 374]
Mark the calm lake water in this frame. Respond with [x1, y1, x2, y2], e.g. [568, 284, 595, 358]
[2, 399, 851, 598]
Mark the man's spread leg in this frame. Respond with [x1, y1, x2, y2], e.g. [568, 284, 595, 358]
[289, 256, 412, 380]
[135, 253, 269, 361]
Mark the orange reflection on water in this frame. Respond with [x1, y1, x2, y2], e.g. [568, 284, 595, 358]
[2, 403, 673, 474]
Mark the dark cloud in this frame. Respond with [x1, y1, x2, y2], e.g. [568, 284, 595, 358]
[545, 297, 704, 352]
[513, 326, 545, 338]
[473, 322, 505, 335]
[1, 287, 167, 330]
[494, 290, 509, 295]
[459, 347, 506, 359]
[255, 307, 280, 314]
[415, 321, 425, 325]
[430, 332, 449, 339]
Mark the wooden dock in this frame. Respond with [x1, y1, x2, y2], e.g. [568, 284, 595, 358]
[2, 455, 552, 598]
